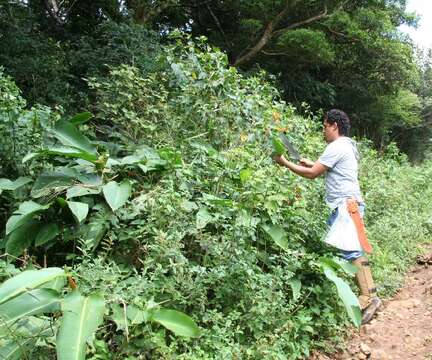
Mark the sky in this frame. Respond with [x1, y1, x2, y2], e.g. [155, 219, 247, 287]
[399, 0, 432, 49]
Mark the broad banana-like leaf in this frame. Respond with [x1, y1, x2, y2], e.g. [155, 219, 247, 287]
[0, 317, 53, 359]
[0, 288, 60, 328]
[262, 224, 288, 250]
[0, 267, 65, 305]
[52, 120, 97, 155]
[5, 219, 42, 256]
[31, 170, 78, 198]
[6, 201, 50, 235]
[69, 112, 92, 126]
[43, 146, 98, 163]
[102, 181, 131, 211]
[44, 275, 67, 292]
[0, 337, 35, 360]
[322, 266, 362, 328]
[151, 309, 200, 338]
[319, 256, 357, 275]
[56, 291, 105, 360]
[0, 177, 32, 191]
[35, 223, 60, 247]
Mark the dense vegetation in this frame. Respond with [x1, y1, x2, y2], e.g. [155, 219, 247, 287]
[1, 0, 432, 158]
[1, 1, 432, 359]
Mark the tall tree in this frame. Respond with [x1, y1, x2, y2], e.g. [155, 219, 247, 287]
[150, 0, 420, 147]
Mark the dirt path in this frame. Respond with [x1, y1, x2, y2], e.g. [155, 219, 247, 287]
[313, 250, 432, 360]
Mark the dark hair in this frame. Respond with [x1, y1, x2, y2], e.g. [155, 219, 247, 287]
[324, 109, 350, 136]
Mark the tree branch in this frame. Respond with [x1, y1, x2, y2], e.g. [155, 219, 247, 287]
[262, 50, 291, 56]
[273, 6, 328, 37]
[45, 0, 65, 24]
[232, 3, 328, 67]
[324, 25, 360, 42]
[135, 0, 178, 24]
[206, 3, 232, 49]
[232, 1, 292, 67]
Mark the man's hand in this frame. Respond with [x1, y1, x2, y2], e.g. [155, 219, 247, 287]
[299, 158, 315, 168]
[273, 154, 327, 179]
[273, 154, 288, 166]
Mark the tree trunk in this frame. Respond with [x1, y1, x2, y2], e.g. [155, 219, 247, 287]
[232, 1, 291, 67]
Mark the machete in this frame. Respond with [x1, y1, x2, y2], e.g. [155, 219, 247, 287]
[279, 133, 300, 161]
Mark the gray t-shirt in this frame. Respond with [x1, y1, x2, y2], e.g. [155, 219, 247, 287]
[318, 137, 363, 206]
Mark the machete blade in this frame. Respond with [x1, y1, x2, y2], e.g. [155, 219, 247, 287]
[279, 133, 300, 161]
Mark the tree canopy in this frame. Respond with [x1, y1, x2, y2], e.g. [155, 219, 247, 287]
[0, 0, 430, 158]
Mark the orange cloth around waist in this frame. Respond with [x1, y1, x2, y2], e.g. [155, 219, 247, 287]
[346, 199, 373, 254]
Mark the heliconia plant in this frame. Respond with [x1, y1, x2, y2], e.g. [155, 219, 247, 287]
[0, 267, 200, 360]
[0, 115, 170, 256]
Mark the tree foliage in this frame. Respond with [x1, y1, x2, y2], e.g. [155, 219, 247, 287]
[0, 0, 430, 155]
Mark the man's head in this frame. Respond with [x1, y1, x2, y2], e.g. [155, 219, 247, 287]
[323, 109, 350, 143]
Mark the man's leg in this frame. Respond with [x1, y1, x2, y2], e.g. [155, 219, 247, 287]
[330, 204, 381, 324]
[352, 255, 382, 324]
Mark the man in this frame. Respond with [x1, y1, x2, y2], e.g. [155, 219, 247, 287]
[273, 109, 381, 324]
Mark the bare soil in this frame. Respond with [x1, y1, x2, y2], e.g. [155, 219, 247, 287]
[311, 249, 432, 360]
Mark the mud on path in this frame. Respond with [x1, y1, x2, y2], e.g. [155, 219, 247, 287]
[313, 249, 432, 360]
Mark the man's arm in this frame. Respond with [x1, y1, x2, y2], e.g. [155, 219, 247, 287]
[273, 155, 328, 179]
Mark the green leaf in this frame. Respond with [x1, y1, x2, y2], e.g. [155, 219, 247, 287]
[0, 267, 65, 305]
[196, 207, 212, 229]
[80, 213, 109, 250]
[0, 317, 52, 359]
[239, 168, 252, 183]
[69, 112, 93, 126]
[319, 257, 358, 275]
[272, 136, 285, 155]
[0, 289, 60, 328]
[52, 120, 97, 155]
[322, 266, 362, 328]
[0, 337, 35, 360]
[43, 146, 98, 163]
[110, 303, 128, 330]
[180, 200, 198, 212]
[151, 309, 200, 337]
[56, 291, 105, 360]
[0, 177, 32, 191]
[57, 197, 68, 207]
[31, 171, 77, 198]
[67, 201, 89, 223]
[288, 278, 302, 301]
[126, 305, 145, 325]
[262, 224, 288, 250]
[6, 201, 50, 235]
[44, 276, 67, 292]
[22, 152, 39, 163]
[201, 193, 233, 207]
[6, 219, 41, 256]
[102, 181, 131, 211]
[66, 185, 100, 199]
[35, 223, 60, 247]
[119, 155, 142, 165]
